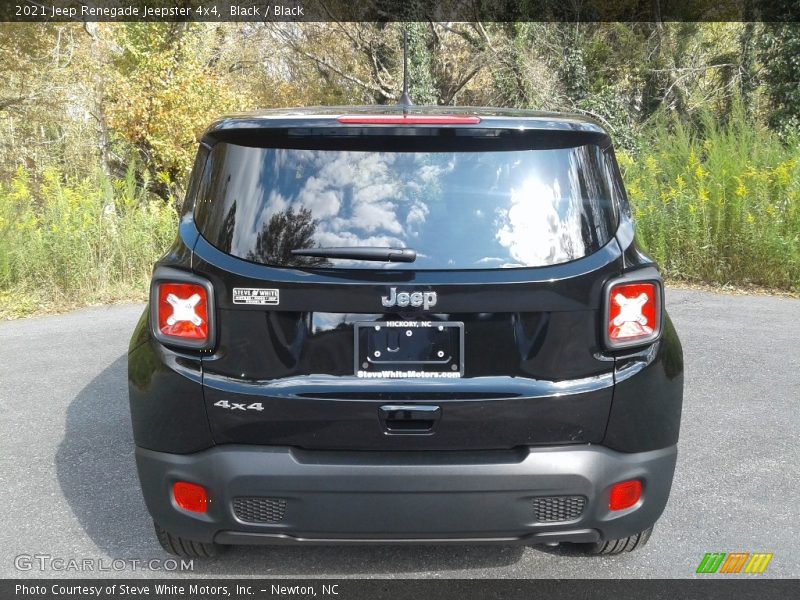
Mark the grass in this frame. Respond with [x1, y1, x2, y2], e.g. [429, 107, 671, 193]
[0, 166, 176, 319]
[619, 112, 800, 291]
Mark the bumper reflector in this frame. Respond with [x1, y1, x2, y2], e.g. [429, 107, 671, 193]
[173, 481, 208, 513]
[608, 479, 642, 511]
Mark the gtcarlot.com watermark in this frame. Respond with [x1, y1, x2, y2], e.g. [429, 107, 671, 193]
[14, 554, 194, 572]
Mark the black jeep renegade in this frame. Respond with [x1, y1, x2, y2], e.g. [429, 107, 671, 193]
[128, 107, 683, 558]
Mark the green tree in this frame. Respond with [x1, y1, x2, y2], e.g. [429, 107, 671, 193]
[759, 18, 800, 131]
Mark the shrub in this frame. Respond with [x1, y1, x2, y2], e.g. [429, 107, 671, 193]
[0, 165, 176, 316]
[619, 111, 800, 291]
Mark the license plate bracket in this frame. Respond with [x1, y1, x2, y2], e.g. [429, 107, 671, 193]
[354, 321, 464, 378]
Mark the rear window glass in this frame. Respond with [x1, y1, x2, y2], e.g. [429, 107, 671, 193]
[193, 142, 618, 269]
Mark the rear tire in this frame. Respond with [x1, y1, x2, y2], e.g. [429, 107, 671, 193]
[581, 526, 653, 555]
[154, 521, 224, 558]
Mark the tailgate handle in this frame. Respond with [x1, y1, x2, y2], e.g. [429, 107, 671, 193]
[379, 404, 440, 434]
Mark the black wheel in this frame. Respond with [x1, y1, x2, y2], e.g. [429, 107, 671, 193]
[154, 521, 224, 558]
[581, 526, 653, 555]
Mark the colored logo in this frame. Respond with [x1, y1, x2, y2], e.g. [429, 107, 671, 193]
[696, 552, 773, 574]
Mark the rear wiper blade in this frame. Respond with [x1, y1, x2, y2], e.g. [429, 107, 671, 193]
[291, 246, 417, 263]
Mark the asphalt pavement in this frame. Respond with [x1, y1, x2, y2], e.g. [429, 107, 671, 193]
[0, 288, 798, 578]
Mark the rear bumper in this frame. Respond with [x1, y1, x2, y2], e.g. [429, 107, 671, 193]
[136, 443, 677, 545]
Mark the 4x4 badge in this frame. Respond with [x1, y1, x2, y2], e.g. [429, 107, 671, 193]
[381, 287, 437, 310]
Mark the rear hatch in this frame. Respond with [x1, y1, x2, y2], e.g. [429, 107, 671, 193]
[190, 118, 624, 450]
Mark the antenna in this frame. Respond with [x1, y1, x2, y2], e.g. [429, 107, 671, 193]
[397, 29, 413, 111]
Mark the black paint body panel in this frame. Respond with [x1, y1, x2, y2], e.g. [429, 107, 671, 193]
[128, 321, 213, 454]
[189, 231, 621, 450]
[128, 223, 683, 455]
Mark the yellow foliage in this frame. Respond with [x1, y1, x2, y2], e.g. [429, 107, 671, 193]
[103, 24, 243, 181]
[0, 166, 177, 309]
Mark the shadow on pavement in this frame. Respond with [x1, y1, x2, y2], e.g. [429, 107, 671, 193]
[55, 354, 525, 575]
[55, 354, 154, 559]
